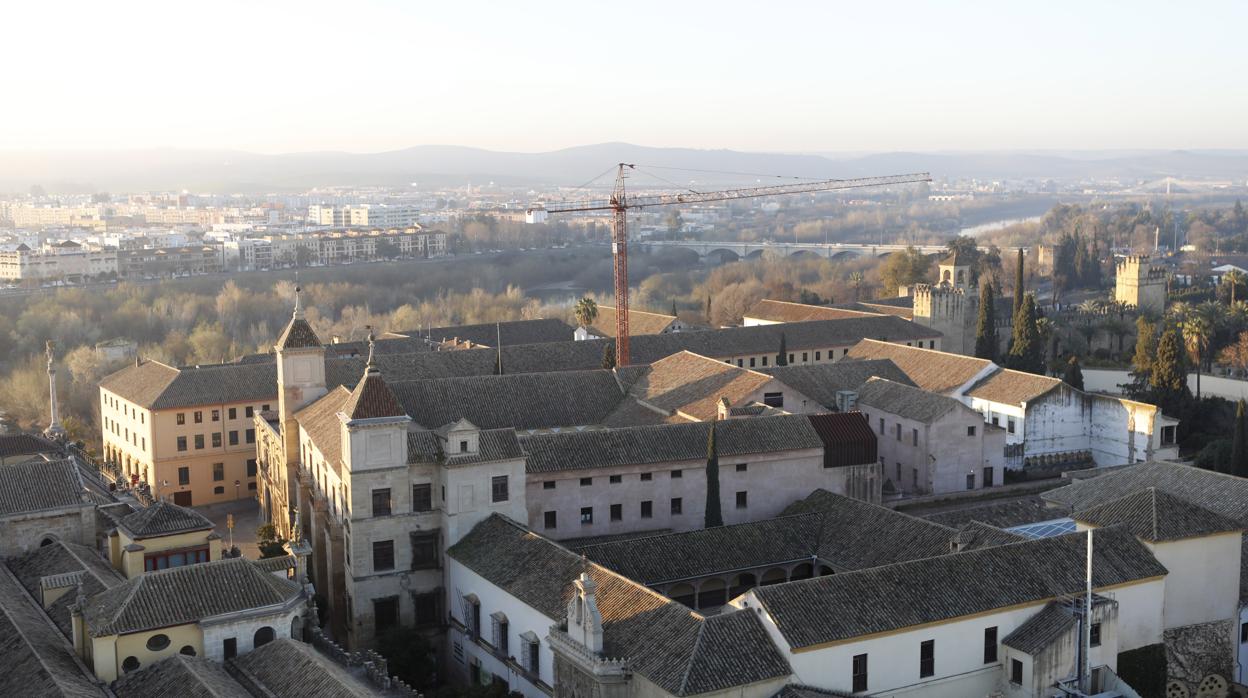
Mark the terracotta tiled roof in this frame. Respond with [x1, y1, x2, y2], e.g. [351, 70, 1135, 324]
[609, 351, 775, 424]
[119, 501, 214, 538]
[111, 654, 251, 698]
[744, 299, 881, 323]
[229, 638, 381, 697]
[341, 370, 405, 421]
[0, 459, 86, 517]
[1073, 487, 1243, 542]
[0, 434, 59, 459]
[844, 339, 992, 395]
[763, 359, 913, 410]
[275, 317, 321, 350]
[856, 377, 962, 424]
[964, 368, 1062, 406]
[294, 387, 351, 475]
[806, 412, 877, 468]
[589, 306, 677, 337]
[399, 318, 575, 347]
[0, 565, 104, 698]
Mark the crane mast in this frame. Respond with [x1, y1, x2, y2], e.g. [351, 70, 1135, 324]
[539, 164, 932, 366]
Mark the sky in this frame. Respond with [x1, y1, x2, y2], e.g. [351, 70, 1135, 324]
[4, 0, 1247, 154]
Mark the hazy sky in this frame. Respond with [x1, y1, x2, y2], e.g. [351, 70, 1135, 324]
[6, 0, 1246, 154]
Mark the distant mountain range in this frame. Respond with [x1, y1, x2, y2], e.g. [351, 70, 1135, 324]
[1, 142, 1246, 194]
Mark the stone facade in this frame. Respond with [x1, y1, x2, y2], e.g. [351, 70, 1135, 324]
[1164, 620, 1235, 693]
[1115, 256, 1167, 313]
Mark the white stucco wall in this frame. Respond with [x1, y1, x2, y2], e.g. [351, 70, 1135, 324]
[1148, 533, 1241, 631]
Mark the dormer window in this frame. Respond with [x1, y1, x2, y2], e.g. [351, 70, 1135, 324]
[460, 440, 468, 453]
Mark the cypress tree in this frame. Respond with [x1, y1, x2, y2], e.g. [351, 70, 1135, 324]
[601, 341, 616, 370]
[1063, 355, 1084, 391]
[1007, 294, 1045, 374]
[1132, 317, 1158, 381]
[704, 423, 723, 528]
[777, 332, 789, 366]
[974, 282, 997, 361]
[705, 295, 712, 324]
[1013, 248, 1025, 320]
[1231, 400, 1248, 476]
[671, 299, 679, 318]
[1151, 329, 1190, 415]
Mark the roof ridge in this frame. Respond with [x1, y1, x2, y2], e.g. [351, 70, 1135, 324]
[676, 617, 709, 694]
[576, 510, 828, 553]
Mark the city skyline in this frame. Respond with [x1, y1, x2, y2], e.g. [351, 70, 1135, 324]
[4, 0, 1246, 154]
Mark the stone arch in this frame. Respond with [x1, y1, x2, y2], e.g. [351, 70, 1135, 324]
[818, 565, 835, 576]
[254, 626, 275, 648]
[831, 250, 858, 261]
[790, 563, 814, 581]
[669, 583, 696, 608]
[290, 615, 303, 641]
[942, 269, 952, 284]
[696, 578, 727, 610]
[39, 535, 58, 547]
[760, 568, 788, 586]
[730, 573, 757, 599]
[706, 249, 741, 264]
[745, 249, 767, 260]
[788, 250, 819, 259]
[876, 251, 895, 258]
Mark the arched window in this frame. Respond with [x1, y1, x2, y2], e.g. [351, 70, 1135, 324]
[254, 626, 275, 648]
[146, 634, 171, 651]
[39, 537, 56, 547]
[669, 583, 696, 608]
[729, 573, 757, 599]
[122, 656, 141, 673]
[760, 568, 788, 586]
[179, 645, 197, 656]
[696, 578, 727, 610]
[790, 563, 814, 581]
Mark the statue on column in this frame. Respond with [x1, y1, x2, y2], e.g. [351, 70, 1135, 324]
[44, 340, 67, 440]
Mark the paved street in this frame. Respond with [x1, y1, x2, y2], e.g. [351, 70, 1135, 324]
[195, 497, 262, 559]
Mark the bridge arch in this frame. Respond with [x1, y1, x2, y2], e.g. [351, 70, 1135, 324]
[706, 249, 741, 264]
[788, 249, 820, 259]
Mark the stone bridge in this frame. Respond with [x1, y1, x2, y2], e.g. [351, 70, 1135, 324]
[641, 240, 951, 262]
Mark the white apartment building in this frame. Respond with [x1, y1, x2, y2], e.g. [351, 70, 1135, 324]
[308, 204, 422, 229]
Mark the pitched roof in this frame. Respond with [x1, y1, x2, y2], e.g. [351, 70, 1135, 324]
[521, 414, 823, 474]
[1073, 487, 1243, 542]
[924, 496, 1066, 529]
[448, 515, 791, 696]
[964, 368, 1062, 407]
[0, 565, 104, 698]
[228, 638, 381, 697]
[589, 306, 678, 337]
[844, 339, 993, 395]
[400, 318, 575, 347]
[119, 501, 214, 538]
[111, 654, 251, 698]
[99, 360, 279, 410]
[81, 557, 301, 637]
[751, 526, 1166, 649]
[7, 540, 124, 636]
[951, 521, 1028, 551]
[805, 413, 877, 468]
[340, 369, 406, 421]
[610, 352, 775, 423]
[761, 359, 914, 409]
[1002, 596, 1115, 655]
[293, 387, 351, 474]
[275, 317, 321, 350]
[0, 433, 59, 459]
[409, 428, 525, 467]
[0, 459, 86, 517]
[744, 299, 881, 323]
[855, 377, 963, 423]
[390, 370, 628, 431]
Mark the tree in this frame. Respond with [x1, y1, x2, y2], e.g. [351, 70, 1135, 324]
[574, 297, 598, 328]
[1013, 249, 1025, 320]
[601, 341, 616, 370]
[705, 295, 712, 324]
[1007, 294, 1045, 374]
[256, 523, 288, 559]
[777, 332, 788, 366]
[1219, 331, 1248, 377]
[1151, 329, 1191, 416]
[1179, 301, 1222, 399]
[671, 299, 679, 318]
[375, 627, 438, 691]
[879, 246, 932, 296]
[704, 423, 723, 528]
[848, 271, 865, 301]
[1232, 400, 1248, 476]
[974, 282, 997, 361]
[1133, 317, 1158, 380]
[1063, 355, 1084, 391]
[1221, 270, 1248, 305]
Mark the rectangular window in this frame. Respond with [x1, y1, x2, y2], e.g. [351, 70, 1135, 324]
[211, 432, 221, 448]
[763, 392, 784, 408]
[912, 428, 918, 446]
[413, 484, 432, 512]
[178, 466, 189, 486]
[177, 413, 186, 425]
[228, 407, 237, 420]
[262, 404, 270, 412]
[967, 425, 976, 436]
[984, 626, 998, 663]
[736, 463, 747, 472]
[411, 530, 439, 569]
[1090, 622, 1101, 647]
[177, 436, 187, 452]
[525, 637, 540, 674]
[229, 430, 239, 445]
[913, 468, 919, 488]
[372, 488, 392, 516]
[491, 475, 509, 503]
[212, 463, 224, 481]
[1008, 419, 1016, 434]
[789, 353, 795, 363]
[194, 411, 203, 424]
[852, 654, 868, 693]
[609, 474, 622, 484]
[245, 428, 255, 444]
[919, 639, 934, 678]
[246, 459, 257, 477]
[580, 477, 592, 486]
[141, 437, 146, 450]
[459, 440, 468, 453]
[610, 503, 622, 521]
[375, 596, 399, 634]
[761, 356, 768, 366]
[671, 497, 683, 515]
[640, 472, 652, 482]
[580, 507, 593, 525]
[641, 501, 652, 518]
[671, 469, 682, 479]
[967, 473, 976, 490]
[544, 511, 557, 529]
[802, 352, 808, 362]
[1161, 424, 1176, 444]
[749, 357, 756, 367]
[245, 406, 254, 418]
[736, 491, 748, 509]
[1010, 658, 1023, 685]
[543, 480, 556, 490]
[815, 351, 821, 361]
[211, 409, 220, 422]
[373, 540, 395, 571]
[194, 435, 204, 450]
[878, 417, 884, 434]
[492, 615, 509, 654]
[414, 591, 439, 627]
[895, 423, 901, 441]
[224, 638, 237, 660]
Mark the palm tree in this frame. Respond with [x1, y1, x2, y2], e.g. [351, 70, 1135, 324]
[1224, 270, 1248, 304]
[1179, 301, 1224, 398]
[574, 297, 598, 328]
